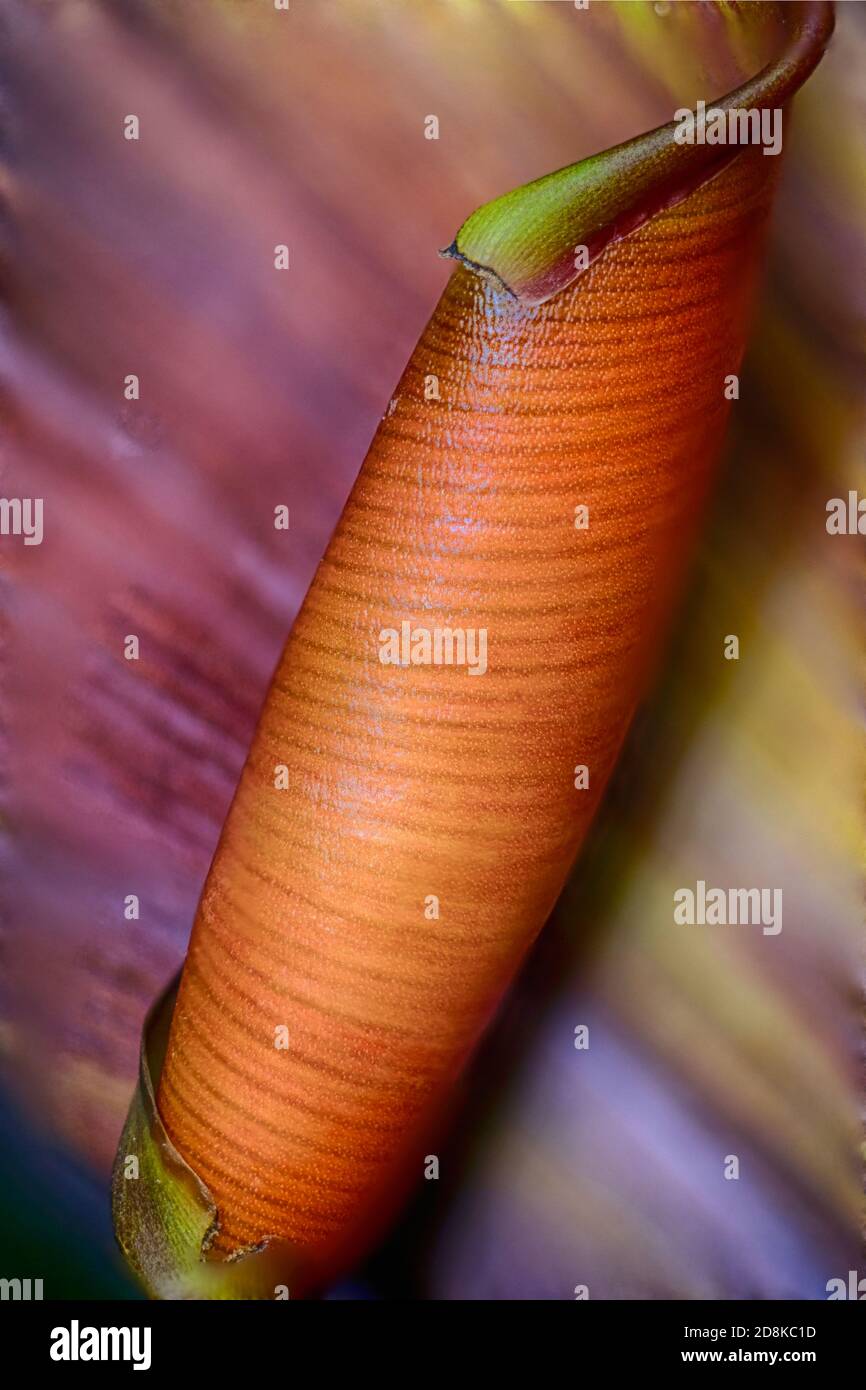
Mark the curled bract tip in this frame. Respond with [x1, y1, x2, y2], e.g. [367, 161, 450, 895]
[447, 0, 834, 306]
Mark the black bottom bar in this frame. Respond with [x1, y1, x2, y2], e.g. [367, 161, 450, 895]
[1, 1297, 860, 1375]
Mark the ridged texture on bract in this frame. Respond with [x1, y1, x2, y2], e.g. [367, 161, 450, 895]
[108, 1, 835, 1294]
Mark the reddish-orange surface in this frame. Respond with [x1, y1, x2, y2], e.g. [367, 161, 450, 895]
[158, 146, 777, 1270]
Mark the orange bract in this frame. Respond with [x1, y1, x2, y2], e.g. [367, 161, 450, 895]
[157, 144, 777, 1280]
